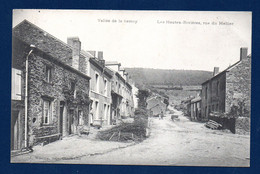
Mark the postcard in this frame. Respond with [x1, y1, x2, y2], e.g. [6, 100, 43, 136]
[11, 9, 251, 167]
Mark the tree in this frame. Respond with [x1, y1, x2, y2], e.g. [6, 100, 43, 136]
[136, 89, 150, 108]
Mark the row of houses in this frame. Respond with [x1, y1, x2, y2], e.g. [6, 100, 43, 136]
[11, 20, 137, 151]
[182, 47, 251, 132]
[147, 94, 168, 117]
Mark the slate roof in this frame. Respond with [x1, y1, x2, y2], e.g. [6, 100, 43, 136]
[12, 20, 92, 80]
[191, 96, 201, 103]
[201, 55, 248, 85]
[13, 20, 73, 65]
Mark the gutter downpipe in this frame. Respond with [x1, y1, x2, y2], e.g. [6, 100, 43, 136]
[24, 45, 35, 148]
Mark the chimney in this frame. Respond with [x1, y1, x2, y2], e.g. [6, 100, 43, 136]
[97, 51, 105, 66]
[67, 37, 81, 70]
[240, 47, 248, 61]
[97, 51, 103, 60]
[213, 67, 219, 76]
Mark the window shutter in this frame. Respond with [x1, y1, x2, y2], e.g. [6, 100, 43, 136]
[12, 68, 22, 100]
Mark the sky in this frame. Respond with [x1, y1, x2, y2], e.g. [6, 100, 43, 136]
[13, 10, 252, 72]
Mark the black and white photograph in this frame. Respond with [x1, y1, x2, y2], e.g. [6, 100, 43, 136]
[11, 9, 251, 167]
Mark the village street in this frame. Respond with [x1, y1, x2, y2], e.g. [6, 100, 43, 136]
[12, 106, 250, 167]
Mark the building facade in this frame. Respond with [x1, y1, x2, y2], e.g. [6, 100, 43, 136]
[12, 20, 91, 149]
[110, 71, 134, 122]
[190, 96, 201, 121]
[201, 48, 251, 121]
[87, 53, 113, 126]
[147, 96, 167, 116]
[11, 20, 137, 152]
[121, 80, 134, 118]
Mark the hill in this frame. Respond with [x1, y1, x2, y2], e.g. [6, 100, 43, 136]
[125, 68, 212, 87]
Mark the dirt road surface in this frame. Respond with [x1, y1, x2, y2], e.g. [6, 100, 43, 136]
[64, 107, 250, 166]
[12, 106, 250, 166]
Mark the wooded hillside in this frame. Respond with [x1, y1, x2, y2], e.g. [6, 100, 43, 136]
[125, 68, 212, 87]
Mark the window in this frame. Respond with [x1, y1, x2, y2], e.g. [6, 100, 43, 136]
[104, 104, 107, 119]
[45, 65, 52, 83]
[71, 81, 76, 98]
[95, 73, 99, 93]
[107, 105, 110, 120]
[43, 100, 52, 124]
[104, 79, 107, 96]
[78, 110, 84, 125]
[205, 87, 208, 99]
[95, 101, 99, 119]
[12, 68, 22, 100]
[216, 81, 219, 96]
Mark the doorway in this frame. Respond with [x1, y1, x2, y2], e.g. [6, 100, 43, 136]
[59, 101, 65, 136]
[68, 109, 74, 134]
[11, 110, 20, 150]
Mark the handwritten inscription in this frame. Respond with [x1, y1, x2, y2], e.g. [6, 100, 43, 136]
[97, 18, 234, 26]
[157, 20, 234, 25]
[98, 19, 138, 24]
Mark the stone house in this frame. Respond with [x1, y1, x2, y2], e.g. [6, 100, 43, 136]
[12, 20, 91, 150]
[190, 96, 201, 121]
[180, 97, 194, 117]
[201, 48, 251, 132]
[147, 96, 167, 116]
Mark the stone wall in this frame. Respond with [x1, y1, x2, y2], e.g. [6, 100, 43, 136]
[235, 117, 250, 134]
[27, 53, 90, 145]
[225, 56, 251, 117]
[13, 20, 72, 65]
[13, 38, 90, 146]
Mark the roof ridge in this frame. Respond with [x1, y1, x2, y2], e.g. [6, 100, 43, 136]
[14, 19, 92, 60]
[15, 20, 73, 49]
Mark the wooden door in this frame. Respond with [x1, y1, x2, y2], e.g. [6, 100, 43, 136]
[11, 110, 19, 150]
[59, 102, 65, 136]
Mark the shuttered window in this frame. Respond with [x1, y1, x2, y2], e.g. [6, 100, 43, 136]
[11, 68, 22, 100]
